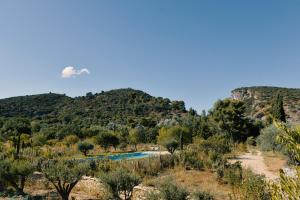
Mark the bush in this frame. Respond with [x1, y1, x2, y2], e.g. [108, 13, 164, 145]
[223, 162, 243, 186]
[199, 134, 231, 155]
[179, 150, 204, 170]
[256, 125, 284, 152]
[148, 179, 189, 200]
[232, 170, 271, 200]
[246, 136, 256, 146]
[63, 135, 79, 146]
[192, 190, 214, 200]
[31, 133, 47, 147]
[100, 168, 141, 200]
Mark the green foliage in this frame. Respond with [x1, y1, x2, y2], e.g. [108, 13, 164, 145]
[256, 125, 284, 152]
[210, 99, 252, 142]
[31, 133, 47, 147]
[100, 168, 141, 200]
[231, 170, 271, 200]
[2, 118, 31, 158]
[269, 121, 300, 200]
[199, 134, 232, 155]
[246, 136, 256, 146]
[179, 149, 204, 170]
[77, 141, 94, 156]
[63, 134, 79, 146]
[157, 126, 192, 150]
[0, 159, 35, 195]
[156, 179, 189, 200]
[42, 159, 89, 200]
[192, 190, 214, 200]
[223, 162, 243, 186]
[129, 126, 147, 145]
[0, 89, 185, 128]
[270, 94, 286, 122]
[95, 131, 120, 151]
[164, 139, 179, 154]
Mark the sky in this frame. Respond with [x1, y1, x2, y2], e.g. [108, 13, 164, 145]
[0, 0, 300, 112]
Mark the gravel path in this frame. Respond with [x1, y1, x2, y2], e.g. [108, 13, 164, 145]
[231, 150, 278, 180]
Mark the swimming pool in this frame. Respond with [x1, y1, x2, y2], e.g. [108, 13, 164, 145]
[86, 151, 154, 161]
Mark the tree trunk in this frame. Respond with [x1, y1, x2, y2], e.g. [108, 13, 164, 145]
[0, 181, 4, 192]
[15, 134, 21, 159]
[19, 175, 26, 194]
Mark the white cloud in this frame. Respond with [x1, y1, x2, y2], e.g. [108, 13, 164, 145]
[61, 66, 90, 78]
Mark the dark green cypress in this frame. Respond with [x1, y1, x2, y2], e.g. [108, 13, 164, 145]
[270, 93, 286, 122]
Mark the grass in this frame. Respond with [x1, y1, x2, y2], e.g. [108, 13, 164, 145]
[143, 166, 231, 200]
[262, 151, 287, 173]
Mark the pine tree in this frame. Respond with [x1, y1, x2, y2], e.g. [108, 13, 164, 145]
[270, 93, 286, 122]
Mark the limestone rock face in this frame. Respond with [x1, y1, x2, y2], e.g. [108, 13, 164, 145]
[231, 86, 300, 123]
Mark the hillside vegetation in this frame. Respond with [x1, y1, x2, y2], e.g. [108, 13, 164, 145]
[232, 86, 300, 123]
[0, 89, 186, 138]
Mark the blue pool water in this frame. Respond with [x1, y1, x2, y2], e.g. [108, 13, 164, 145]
[86, 152, 153, 161]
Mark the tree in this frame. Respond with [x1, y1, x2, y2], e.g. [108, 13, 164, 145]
[2, 118, 31, 159]
[42, 159, 88, 200]
[0, 159, 34, 195]
[95, 131, 120, 151]
[164, 139, 179, 154]
[210, 99, 250, 142]
[270, 93, 286, 122]
[77, 141, 94, 156]
[157, 126, 192, 150]
[128, 126, 147, 151]
[100, 168, 141, 200]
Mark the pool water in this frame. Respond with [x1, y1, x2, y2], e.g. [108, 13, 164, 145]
[86, 152, 153, 161]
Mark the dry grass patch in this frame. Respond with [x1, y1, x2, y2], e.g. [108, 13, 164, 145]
[144, 167, 231, 200]
[262, 151, 287, 173]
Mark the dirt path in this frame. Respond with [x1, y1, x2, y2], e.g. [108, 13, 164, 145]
[231, 150, 278, 180]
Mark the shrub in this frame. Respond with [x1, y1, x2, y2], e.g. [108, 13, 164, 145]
[192, 190, 214, 200]
[100, 168, 141, 200]
[246, 136, 256, 146]
[179, 150, 204, 170]
[223, 162, 243, 187]
[63, 135, 79, 147]
[199, 134, 231, 155]
[233, 170, 271, 200]
[31, 133, 47, 147]
[77, 141, 94, 156]
[158, 179, 189, 200]
[256, 125, 284, 152]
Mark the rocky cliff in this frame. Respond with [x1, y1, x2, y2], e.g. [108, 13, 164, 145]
[231, 86, 300, 123]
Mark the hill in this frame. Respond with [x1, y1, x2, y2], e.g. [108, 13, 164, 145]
[0, 88, 186, 127]
[231, 86, 300, 123]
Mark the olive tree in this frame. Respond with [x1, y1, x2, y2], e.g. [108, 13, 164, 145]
[0, 159, 34, 195]
[42, 159, 89, 200]
[100, 168, 141, 200]
[95, 131, 120, 151]
[2, 118, 31, 158]
[77, 141, 94, 156]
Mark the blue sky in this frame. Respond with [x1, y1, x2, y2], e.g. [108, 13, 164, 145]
[0, 0, 300, 111]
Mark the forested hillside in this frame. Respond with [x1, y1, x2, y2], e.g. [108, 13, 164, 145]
[232, 86, 300, 123]
[0, 88, 186, 129]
